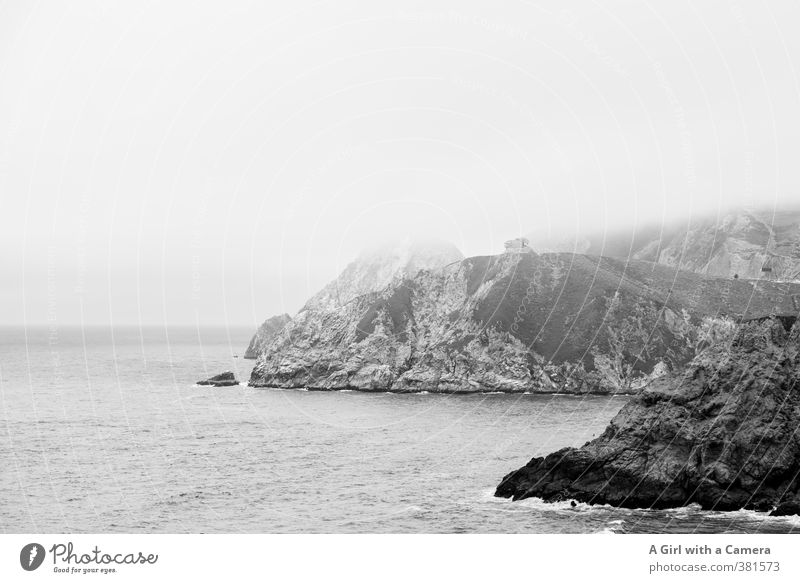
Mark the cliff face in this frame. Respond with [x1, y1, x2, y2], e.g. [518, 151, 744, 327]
[495, 316, 800, 514]
[645, 209, 800, 281]
[244, 238, 463, 359]
[250, 251, 800, 394]
[244, 314, 292, 359]
[529, 208, 800, 282]
[304, 237, 464, 311]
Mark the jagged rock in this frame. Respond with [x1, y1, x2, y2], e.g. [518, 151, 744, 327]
[197, 371, 239, 387]
[244, 238, 462, 360]
[304, 236, 464, 311]
[244, 314, 292, 359]
[251, 250, 800, 394]
[495, 316, 800, 513]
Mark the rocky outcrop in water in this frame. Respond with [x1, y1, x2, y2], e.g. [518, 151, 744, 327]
[495, 315, 800, 514]
[244, 314, 292, 359]
[197, 371, 239, 387]
[250, 249, 800, 394]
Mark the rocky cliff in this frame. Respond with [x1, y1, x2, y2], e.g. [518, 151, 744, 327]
[244, 313, 292, 359]
[495, 315, 800, 515]
[250, 250, 800, 394]
[528, 207, 800, 282]
[244, 238, 463, 359]
[304, 237, 464, 311]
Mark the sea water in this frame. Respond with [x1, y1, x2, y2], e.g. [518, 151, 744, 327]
[1, 326, 796, 534]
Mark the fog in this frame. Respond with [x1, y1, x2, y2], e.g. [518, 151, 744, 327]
[2, 0, 799, 326]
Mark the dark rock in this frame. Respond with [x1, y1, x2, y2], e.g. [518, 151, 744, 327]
[769, 498, 800, 516]
[770, 500, 800, 517]
[495, 316, 800, 512]
[197, 371, 239, 387]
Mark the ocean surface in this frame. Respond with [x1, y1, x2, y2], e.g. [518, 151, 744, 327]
[1, 325, 797, 534]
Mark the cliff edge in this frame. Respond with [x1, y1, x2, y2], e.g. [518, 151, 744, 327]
[495, 315, 800, 515]
[251, 250, 800, 394]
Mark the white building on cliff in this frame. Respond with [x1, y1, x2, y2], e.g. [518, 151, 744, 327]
[504, 237, 535, 254]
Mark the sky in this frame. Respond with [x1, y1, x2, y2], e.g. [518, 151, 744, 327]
[2, 0, 799, 326]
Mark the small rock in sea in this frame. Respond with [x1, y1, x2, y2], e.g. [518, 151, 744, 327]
[197, 371, 239, 387]
[770, 501, 800, 517]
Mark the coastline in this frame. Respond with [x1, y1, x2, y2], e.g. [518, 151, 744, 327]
[245, 382, 638, 396]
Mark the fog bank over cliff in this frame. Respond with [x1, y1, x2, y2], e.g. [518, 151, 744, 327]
[4, 1, 800, 326]
[527, 206, 800, 282]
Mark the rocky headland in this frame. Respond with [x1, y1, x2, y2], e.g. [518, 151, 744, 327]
[243, 237, 463, 361]
[495, 315, 800, 515]
[250, 247, 800, 394]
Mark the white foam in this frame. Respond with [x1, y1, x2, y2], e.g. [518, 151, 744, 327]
[720, 508, 800, 525]
[487, 489, 612, 513]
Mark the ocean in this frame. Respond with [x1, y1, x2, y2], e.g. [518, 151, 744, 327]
[1, 326, 797, 534]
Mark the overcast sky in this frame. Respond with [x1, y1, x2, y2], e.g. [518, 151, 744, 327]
[2, 0, 799, 326]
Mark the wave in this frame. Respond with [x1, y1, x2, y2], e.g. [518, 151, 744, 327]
[490, 493, 800, 526]
[480, 488, 611, 513]
[706, 508, 800, 526]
